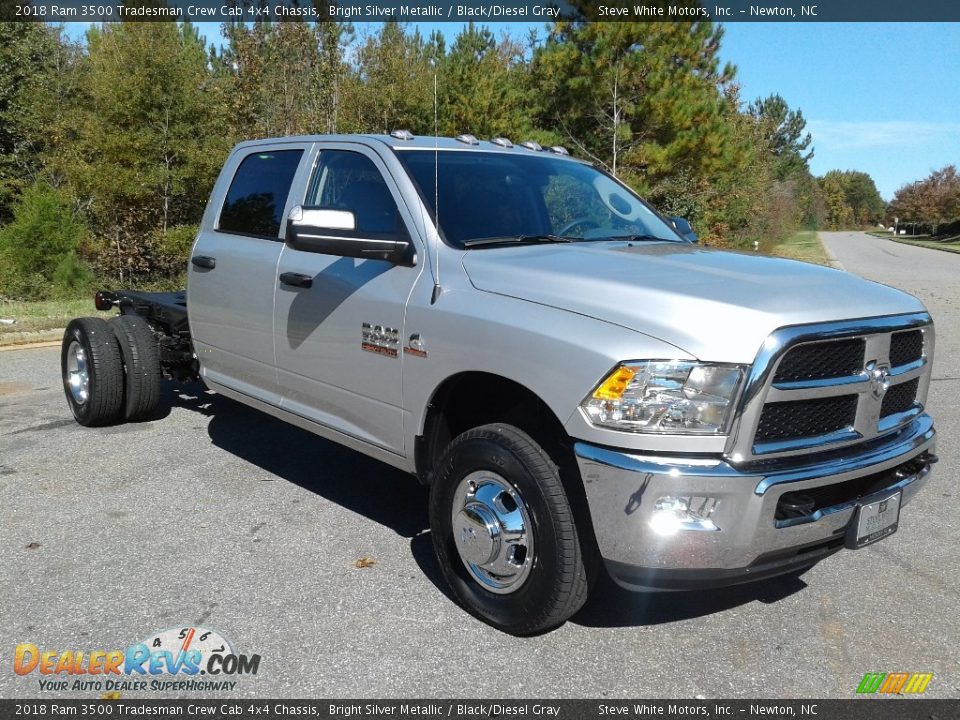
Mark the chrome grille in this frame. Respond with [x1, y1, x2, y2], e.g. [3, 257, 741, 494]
[881, 378, 919, 418]
[773, 338, 864, 383]
[726, 313, 934, 462]
[890, 330, 923, 367]
[756, 396, 858, 442]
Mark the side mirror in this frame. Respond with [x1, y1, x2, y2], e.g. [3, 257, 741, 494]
[294, 207, 356, 231]
[668, 216, 698, 244]
[286, 205, 413, 264]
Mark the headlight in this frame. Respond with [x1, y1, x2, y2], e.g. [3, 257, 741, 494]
[581, 361, 745, 434]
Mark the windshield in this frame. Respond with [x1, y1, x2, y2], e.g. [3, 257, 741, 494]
[395, 150, 683, 249]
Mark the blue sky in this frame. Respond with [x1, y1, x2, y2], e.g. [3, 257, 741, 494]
[65, 21, 960, 198]
[718, 22, 960, 199]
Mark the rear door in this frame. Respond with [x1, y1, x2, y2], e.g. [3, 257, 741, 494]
[273, 143, 424, 454]
[189, 143, 310, 405]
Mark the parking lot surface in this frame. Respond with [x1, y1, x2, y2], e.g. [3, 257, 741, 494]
[1, 231, 957, 698]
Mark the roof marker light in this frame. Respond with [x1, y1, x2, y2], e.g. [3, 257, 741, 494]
[455, 134, 480, 145]
[491, 137, 514, 148]
[390, 129, 414, 141]
[519, 140, 543, 151]
[549, 146, 570, 155]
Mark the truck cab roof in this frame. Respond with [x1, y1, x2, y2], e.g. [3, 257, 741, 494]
[232, 133, 585, 162]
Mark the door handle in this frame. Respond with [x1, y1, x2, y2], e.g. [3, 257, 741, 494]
[191, 255, 216, 269]
[279, 272, 313, 289]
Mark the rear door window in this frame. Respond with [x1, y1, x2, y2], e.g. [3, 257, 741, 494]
[218, 149, 304, 238]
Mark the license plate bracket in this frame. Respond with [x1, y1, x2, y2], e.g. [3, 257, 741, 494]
[845, 491, 902, 549]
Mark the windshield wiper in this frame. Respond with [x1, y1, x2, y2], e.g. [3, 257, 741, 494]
[463, 234, 577, 248]
[604, 234, 673, 243]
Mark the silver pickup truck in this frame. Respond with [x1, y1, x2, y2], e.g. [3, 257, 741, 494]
[61, 133, 938, 635]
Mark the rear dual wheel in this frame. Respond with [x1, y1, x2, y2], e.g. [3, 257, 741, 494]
[61, 315, 161, 426]
[429, 423, 591, 635]
[110, 314, 161, 421]
[62, 318, 125, 426]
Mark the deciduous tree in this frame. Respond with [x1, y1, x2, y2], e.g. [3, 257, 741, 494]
[888, 165, 960, 232]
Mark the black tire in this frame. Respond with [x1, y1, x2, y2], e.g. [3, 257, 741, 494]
[110, 314, 161, 421]
[61, 317, 124, 427]
[429, 423, 590, 635]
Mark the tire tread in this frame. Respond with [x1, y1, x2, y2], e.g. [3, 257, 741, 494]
[430, 423, 589, 635]
[110, 314, 161, 421]
[62, 317, 124, 426]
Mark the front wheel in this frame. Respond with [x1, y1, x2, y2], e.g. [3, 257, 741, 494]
[429, 424, 590, 635]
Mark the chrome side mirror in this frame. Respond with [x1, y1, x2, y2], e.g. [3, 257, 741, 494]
[286, 205, 413, 265]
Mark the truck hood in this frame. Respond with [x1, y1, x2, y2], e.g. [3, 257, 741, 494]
[461, 241, 925, 364]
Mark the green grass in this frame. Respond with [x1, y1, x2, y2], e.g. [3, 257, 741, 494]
[0, 296, 116, 346]
[768, 230, 830, 266]
[889, 236, 960, 254]
[866, 226, 960, 252]
[869, 231, 931, 240]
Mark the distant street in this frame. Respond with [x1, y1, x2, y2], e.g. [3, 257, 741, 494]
[819, 231, 959, 382]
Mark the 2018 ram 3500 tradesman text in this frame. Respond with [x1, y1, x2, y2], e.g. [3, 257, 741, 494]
[61, 133, 937, 634]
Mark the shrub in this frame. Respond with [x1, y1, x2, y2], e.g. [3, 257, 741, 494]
[0, 181, 91, 300]
[51, 250, 94, 298]
[142, 224, 197, 282]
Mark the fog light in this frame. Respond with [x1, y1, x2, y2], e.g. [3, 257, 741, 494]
[649, 496, 720, 536]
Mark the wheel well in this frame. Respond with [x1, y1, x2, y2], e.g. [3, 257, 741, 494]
[416, 372, 568, 484]
[416, 371, 601, 578]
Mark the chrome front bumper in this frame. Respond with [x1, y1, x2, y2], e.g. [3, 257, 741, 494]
[575, 414, 936, 591]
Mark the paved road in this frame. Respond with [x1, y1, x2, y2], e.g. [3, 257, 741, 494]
[1, 231, 957, 700]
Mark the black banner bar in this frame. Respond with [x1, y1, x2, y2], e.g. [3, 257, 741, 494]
[5, 0, 960, 23]
[2, 700, 960, 719]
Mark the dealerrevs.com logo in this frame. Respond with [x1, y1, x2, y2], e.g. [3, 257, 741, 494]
[14, 626, 261, 693]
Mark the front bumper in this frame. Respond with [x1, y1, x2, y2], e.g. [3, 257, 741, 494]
[575, 414, 936, 591]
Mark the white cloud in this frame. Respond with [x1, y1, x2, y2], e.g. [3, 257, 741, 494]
[807, 120, 960, 151]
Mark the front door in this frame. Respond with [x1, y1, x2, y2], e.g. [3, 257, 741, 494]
[273, 144, 424, 454]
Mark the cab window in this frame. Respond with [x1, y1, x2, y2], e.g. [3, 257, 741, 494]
[306, 151, 403, 236]
[219, 149, 304, 238]
[396, 150, 679, 248]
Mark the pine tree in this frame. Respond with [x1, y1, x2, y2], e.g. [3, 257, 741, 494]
[436, 23, 530, 139]
[747, 94, 814, 181]
[0, 23, 63, 221]
[350, 21, 433, 134]
[71, 22, 224, 281]
[214, 21, 353, 139]
[534, 21, 737, 188]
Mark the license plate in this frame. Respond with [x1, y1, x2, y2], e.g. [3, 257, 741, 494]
[846, 491, 902, 549]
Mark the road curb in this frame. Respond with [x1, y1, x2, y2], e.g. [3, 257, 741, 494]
[888, 237, 960, 255]
[817, 232, 845, 270]
[0, 339, 62, 352]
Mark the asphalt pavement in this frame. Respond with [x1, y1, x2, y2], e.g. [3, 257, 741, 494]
[1, 231, 957, 699]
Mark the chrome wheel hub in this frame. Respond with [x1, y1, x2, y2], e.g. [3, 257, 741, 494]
[66, 341, 90, 406]
[452, 471, 533, 594]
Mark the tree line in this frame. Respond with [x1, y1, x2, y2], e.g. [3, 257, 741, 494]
[887, 165, 960, 237]
[0, 20, 891, 300]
